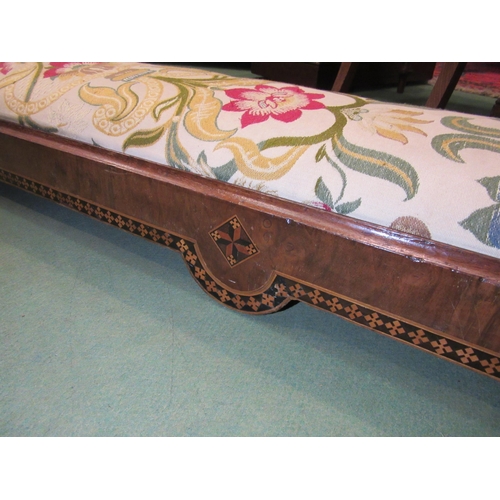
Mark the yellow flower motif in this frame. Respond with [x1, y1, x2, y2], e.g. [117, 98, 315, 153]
[346, 107, 433, 144]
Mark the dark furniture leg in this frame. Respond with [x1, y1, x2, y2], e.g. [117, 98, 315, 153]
[397, 63, 413, 93]
[491, 98, 500, 118]
[426, 62, 467, 108]
[331, 62, 360, 92]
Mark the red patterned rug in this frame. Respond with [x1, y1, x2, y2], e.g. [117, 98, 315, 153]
[430, 63, 500, 98]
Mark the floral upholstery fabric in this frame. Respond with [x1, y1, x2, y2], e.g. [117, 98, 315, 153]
[1, 62, 500, 258]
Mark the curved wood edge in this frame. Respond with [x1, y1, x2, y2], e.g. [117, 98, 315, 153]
[1, 168, 500, 381]
[1, 120, 499, 286]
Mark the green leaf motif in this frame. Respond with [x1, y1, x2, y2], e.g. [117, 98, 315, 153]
[153, 96, 180, 121]
[440, 116, 500, 139]
[460, 204, 500, 249]
[431, 133, 500, 163]
[123, 125, 166, 151]
[315, 177, 334, 209]
[212, 159, 238, 182]
[478, 176, 500, 202]
[332, 134, 419, 200]
[335, 198, 361, 215]
[165, 121, 192, 171]
[19, 115, 58, 134]
[314, 176, 361, 214]
[315, 144, 327, 162]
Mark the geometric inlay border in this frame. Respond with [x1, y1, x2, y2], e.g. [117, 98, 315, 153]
[209, 215, 259, 267]
[1, 166, 499, 381]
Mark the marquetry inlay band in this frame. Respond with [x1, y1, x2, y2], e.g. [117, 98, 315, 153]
[1, 167, 499, 381]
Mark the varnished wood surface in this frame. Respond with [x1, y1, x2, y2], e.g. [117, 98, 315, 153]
[331, 63, 360, 92]
[426, 62, 467, 109]
[1, 120, 500, 361]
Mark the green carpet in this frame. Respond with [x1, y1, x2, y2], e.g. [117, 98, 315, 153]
[1, 182, 499, 436]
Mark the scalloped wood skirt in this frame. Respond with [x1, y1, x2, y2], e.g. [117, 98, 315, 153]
[1, 121, 500, 380]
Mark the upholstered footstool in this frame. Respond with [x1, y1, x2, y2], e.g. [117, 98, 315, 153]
[1, 62, 499, 378]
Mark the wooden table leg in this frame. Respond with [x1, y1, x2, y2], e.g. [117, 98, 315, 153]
[491, 98, 500, 118]
[426, 62, 467, 109]
[331, 62, 360, 92]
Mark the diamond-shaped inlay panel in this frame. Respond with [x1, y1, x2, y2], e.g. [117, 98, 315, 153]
[209, 216, 259, 267]
[3, 166, 500, 380]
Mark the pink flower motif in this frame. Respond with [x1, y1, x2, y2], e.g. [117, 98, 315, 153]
[310, 201, 333, 212]
[0, 62, 13, 75]
[223, 84, 325, 128]
[43, 62, 95, 79]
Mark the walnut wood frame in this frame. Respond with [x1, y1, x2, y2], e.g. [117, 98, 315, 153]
[1, 120, 500, 379]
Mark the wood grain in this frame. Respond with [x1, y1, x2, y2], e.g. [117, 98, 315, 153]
[1, 120, 500, 372]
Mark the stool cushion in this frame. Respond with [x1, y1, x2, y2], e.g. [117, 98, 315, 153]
[1, 62, 500, 257]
